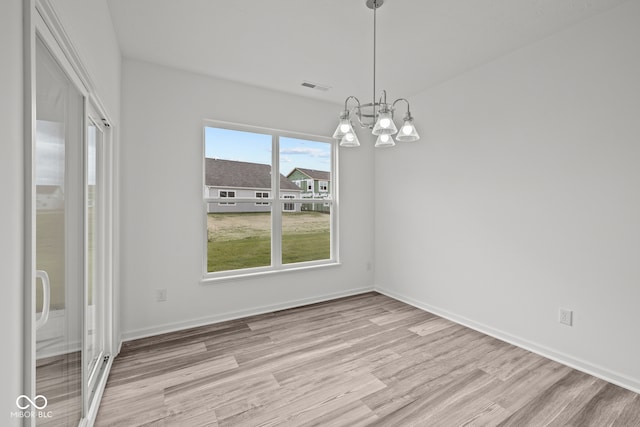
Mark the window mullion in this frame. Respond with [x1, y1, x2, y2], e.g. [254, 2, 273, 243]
[272, 134, 282, 269]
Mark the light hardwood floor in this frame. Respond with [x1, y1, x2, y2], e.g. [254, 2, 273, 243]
[95, 292, 640, 426]
[36, 352, 82, 426]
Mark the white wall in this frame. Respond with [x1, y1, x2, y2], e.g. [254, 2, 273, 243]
[0, 1, 24, 423]
[51, 0, 121, 122]
[119, 59, 375, 339]
[375, 1, 640, 392]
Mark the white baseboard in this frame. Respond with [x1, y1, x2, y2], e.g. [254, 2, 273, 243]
[122, 286, 374, 342]
[375, 285, 640, 395]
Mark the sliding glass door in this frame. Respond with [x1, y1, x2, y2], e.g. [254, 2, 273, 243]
[29, 24, 113, 425]
[34, 35, 84, 426]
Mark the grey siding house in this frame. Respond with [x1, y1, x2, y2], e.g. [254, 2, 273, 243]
[205, 158, 302, 213]
[286, 167, 331, 213]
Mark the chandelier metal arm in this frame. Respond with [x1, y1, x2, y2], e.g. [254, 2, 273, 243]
[378, 90, 388, 106]
[341, 95, 363, 124]
[342, 95, 362, 113]
[392, 98, 412, 119]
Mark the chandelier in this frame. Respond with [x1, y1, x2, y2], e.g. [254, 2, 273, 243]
[333, 0, 420, 148]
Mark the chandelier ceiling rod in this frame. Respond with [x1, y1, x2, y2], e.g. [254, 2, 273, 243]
[332, 0, 421, 148]
[372, 0, 376, 116]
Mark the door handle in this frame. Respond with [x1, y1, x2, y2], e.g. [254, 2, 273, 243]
[35, 270, 50, 330]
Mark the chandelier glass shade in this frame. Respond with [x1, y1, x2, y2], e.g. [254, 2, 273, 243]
[333, 110, 360, 147]
[333, 0, 420, 147]
[374, 134, 395, 148]
[396, 114, 420, 142]
[340, 130, 360, 148]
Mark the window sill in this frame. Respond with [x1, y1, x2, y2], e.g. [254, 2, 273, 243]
[201, 261, 341, 285]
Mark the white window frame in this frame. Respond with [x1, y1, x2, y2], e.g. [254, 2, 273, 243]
[202, 120, 339, 282]
[319, 181, 328, 192]
[218, 189, 236, 206]
[255, 191, 270, 206]
[283, 194, 295, 212]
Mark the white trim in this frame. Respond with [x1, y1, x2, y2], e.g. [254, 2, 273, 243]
[202, 259, 341, 284]
[254, 191, 270, 206]
[282, 194, 296, 212]
[272, 133, 281, 269]
[36, 0, 94, 99]
[208, 185, 300, 193]
[24, 0, 38, 417]
[375, 286, 640, 395]
[85, 105, 111, 401]
[205, 196, 322, 204]
[122, 286, 372, 342]
[330, 141, 339, 262]
[217, 189, 236, 206]
[203, 119, 334, 145]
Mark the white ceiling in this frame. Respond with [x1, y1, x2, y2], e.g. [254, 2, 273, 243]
[107, 0, 628, 105]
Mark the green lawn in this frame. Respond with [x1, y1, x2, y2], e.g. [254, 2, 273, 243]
[208, 235, 271, 272]
[207, 212, 330, 272]
[36, 210, 66, 310]
[36, 207, 97, 311]
[282, 231, 330, 264]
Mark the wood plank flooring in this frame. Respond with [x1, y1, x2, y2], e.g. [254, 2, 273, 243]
[95, 292, 640, 426]
[36, 352, 82, 426]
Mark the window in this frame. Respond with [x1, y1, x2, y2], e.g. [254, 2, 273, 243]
[218, 190, 236, 206]
[283, 194, 295, 212]
[319, 181, 328, 192]
[255, 191, 270, 206]
[204, 122, 337, 278]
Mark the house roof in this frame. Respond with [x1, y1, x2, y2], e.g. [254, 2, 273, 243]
[288, 167, 330, 181]
[205, 158, 301, 191]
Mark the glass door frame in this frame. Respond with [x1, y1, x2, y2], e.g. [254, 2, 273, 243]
[24, 1, 116, 425]
[85, 106, 111, 399]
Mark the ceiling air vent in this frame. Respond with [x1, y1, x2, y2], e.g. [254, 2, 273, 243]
[301, 81, 331, 92]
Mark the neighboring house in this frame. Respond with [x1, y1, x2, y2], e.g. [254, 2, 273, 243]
[286, 167, 331, 213]
[36, 185, 64, 210]
[205, 158, 302, 213]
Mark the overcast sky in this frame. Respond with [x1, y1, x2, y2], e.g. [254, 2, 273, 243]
[36, 120, 97, 186]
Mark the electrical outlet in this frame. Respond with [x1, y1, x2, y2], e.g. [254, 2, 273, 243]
[559, 308, 572, 326]
[156, 288, 167, 302]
